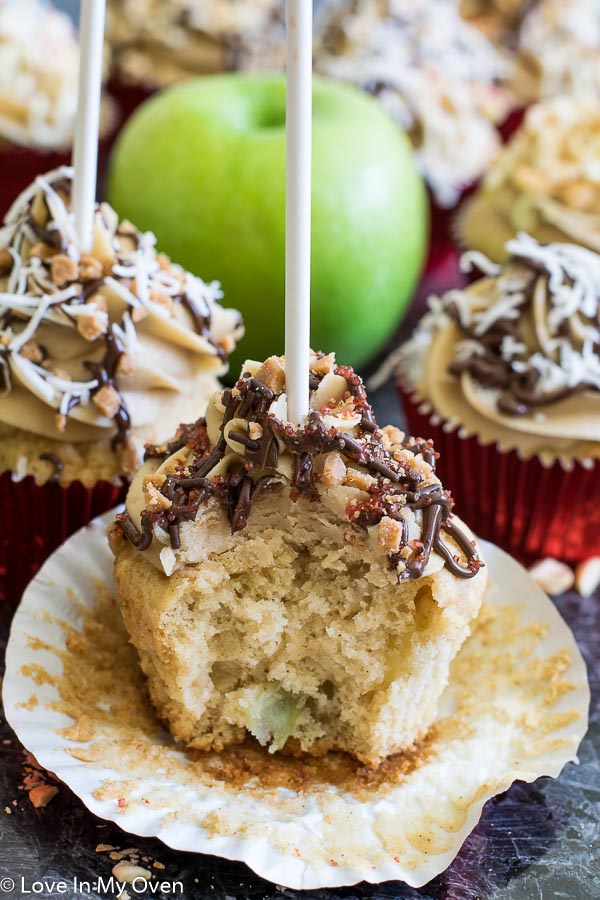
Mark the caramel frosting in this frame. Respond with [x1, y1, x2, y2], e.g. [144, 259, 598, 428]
[0, 0, 80, 150]
[315, 0, 513, 207]
[516, 0, 600, 102]
[116, 353, 483, 582]
[106, 0, 285, 88]
[460, 96, 600, 261]
[402, 234, 600, 466]
[0, 167, 243, 476]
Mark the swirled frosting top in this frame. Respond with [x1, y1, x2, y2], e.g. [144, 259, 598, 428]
[403, 234, 600, 464]
[0, 0, 79, 150]
[116, 353, 483, 581]
[315, 0, 512, 207]
[0, 167, 243, 473]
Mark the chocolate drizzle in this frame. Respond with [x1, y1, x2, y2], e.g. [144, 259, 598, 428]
[447, 249, 600, 415]
[119, 363, 482, 582]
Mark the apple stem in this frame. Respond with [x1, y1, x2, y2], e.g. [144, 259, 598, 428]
[285, 0, 312, 426]
[72, 0, 106, 254]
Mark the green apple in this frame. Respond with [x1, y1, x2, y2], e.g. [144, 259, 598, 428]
[107, 73, 428, 372]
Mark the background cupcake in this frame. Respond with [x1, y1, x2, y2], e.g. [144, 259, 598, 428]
[459, 96, 600, 261]
[0, 167, 243, 601]
[105, 0, 285, 115]
[398, 234, 600, 565]
[514, 0, 600, 103]
[0, 0, 118, 215]
[315, 0, 514, 210]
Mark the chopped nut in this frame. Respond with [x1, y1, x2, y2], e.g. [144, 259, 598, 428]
[102, 256, 117, 275]
[28, 785, 58, 808]
[87, 291, 107, 312]
[111, 862, 151, 885]
[219, 334, 236, 355]
[574, 557, 600, 597]
[344, 468, 375, 491]
[310, 353, 335, 377]
[93, 384, 121, 419]
[393, 447, 433, 480]
[149, 289, 173, 312]
[50, 253, 78, 285]
[79, 253, 104, 281]
[143, 478, 172, 512]
[0, 247, 13, 272]
[559, 180, 598, 212]
[248, 422, 263, 440]
[28, 241, 54, 261]
[20, 340, 44, 363]
[131, 304, 148, 323]
[76, 305, 109, 341]
[117, 219, 137, 235]
[377, 516, 403, 554]
[512, 164, 551, 196]
[53, 368, 72, 382]
[321, 451, 346, 486]
[255, 356, 286, 394]
[528, 558, 574, 596]
[116, 353, 134, 376]
[380, 424, 405, 452]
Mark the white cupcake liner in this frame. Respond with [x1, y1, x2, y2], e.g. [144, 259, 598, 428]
[2, 509, 590, 891]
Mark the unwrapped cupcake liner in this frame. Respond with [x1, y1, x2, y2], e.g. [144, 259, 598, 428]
[398, 383, 600, 566]
[0, 471, 126, 603]
[2, 509, 590, 890]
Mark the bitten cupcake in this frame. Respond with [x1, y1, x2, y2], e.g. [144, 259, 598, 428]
[0, 167, 243, 600]
[0, 0, 117, 214]
[315, 0, 513, 208]
[106, 0, 285, 93]
[399, 233, 600, 564]
[111, 353, 485, 767]
[459, 96, 600, 261]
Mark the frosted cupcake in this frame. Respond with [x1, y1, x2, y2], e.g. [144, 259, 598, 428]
[399, 234, 600, 563]
[106, 0, 285, 93]
[459, 96, 600, 261]
[111, 353, 485, 766]
[515, 0, 600, 102]
[0, 167, 243, 600]
[0, 0, 117, 214]
[315, 0, 513, 208]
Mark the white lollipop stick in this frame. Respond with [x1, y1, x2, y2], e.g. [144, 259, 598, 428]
[285, 0, 312, 426]
[72, 0, 106, 253]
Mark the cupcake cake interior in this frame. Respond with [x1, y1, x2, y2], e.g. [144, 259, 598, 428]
[112, 354, 486, 767]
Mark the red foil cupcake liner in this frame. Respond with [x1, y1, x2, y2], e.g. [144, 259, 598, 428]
[0, 144, 71, 219]
[398, 385, 600, 567]
[0, 472, 127, 604]
[0, 95, 122, 218]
